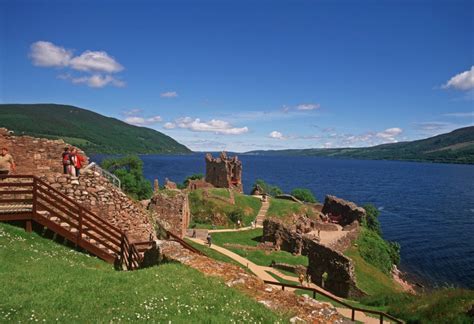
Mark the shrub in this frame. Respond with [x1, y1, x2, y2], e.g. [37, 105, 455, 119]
[363, 203, 381, 234]
[101, 155, 152, 200]
[357, 228, 394, 274]
[182, 173, 204, 188]
[254, 179, 283, 197]
[291, 188, 317, 203]
[229, 209, 244, 224]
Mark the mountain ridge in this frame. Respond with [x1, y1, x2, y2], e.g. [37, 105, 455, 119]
[244, 126, 474, 164]
[0, 103, 191, 154]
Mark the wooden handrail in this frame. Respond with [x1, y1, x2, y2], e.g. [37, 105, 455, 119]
[166, 229, 206, 256]
[263, 280, 403, 323]
[0, 175, 147, 271]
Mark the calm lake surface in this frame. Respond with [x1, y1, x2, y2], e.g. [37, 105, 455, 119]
[94, 154, 474, 289]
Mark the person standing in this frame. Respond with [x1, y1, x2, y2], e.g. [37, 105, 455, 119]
[0, 147, 16, 176]
[68, 149, 77, 177]
[62, 147, 70, 174]
[72, 148, 85, 177]
[206, 233, 212, 247]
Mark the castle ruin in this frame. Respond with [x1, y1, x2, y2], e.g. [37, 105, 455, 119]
[205, 152, 243, 193]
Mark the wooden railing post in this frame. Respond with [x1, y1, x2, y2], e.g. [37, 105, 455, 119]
[351, 309, 355, 321]
[379, 314, 383, 324]
[77, 208, 83, 246]
[313, 290, 316, 299]
[128, 244, 133, 270]
[27, 177, 37, 233]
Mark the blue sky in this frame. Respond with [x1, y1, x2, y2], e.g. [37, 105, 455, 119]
[1, 0, 473, 152]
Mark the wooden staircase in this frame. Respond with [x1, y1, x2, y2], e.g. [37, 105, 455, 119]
[0, 175, 153, 270]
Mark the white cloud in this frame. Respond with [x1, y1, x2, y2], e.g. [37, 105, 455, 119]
[30, 40, 124, 88]
[68, 74, 125, 88]
[123, 108, 143, 116]
[269, 131, 286, 140]
[163, 122, 176, 129]
[296, 103, 321, 111]
[160, 91, 178, 98]
[442, 66, 474, 91]
[30, 41, 72, 67]
[376, 127, 403, 142]
[176, 117, 248, 135]
[124, 115, 162, 126]
[69, 50, 123, 73]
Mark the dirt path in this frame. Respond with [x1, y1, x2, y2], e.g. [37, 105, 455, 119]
[189, 237, 390, 324]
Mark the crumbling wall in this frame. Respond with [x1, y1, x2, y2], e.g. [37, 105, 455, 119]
[0, 128, 87, 175]
[148, 190, 190, 238]
[322, 195, 366, 226]
[305, 239, 364, 298]
[263, 218, 364, 298]
[205, 152, 243, 192]
[0, 128, 154, 242]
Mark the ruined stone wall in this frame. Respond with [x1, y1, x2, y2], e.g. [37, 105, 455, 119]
[321, 195, 366, 226]
[41, 172, 154, 242]
[0, 128, 87, 175]
[263, 218, 364, 298]
[305, 239, 364, 298]
[205, 152, 243, 192]
[0, 129, 154, 242]
[148, 190, 190, 238]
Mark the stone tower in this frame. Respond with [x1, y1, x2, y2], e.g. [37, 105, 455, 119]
[205, 152, 243, 192]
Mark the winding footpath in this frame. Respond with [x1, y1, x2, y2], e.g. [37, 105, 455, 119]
[191, 199, 388, 324]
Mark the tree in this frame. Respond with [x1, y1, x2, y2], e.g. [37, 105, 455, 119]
[363, 203, 381, 235]
[253, 179, 283, 197]
[101, 155, 152, 200]
[229, 208, 244, 225]
[291, 188, 317, 203]
[182, 173, 204, 188]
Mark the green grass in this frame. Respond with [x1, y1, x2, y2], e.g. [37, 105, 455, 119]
[211, 229, 308, 267]
[209, 188, 230, 199]
[0, 223, 288, 323]
[345, 246, 401, 296]
[267, 198, 314, 221]
[189, 190, 261, 228]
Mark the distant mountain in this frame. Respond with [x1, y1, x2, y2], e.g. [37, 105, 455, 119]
[245, 126, 474, 164]
[0, 104, 191, 154]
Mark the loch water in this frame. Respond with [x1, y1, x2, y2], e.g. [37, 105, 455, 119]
[93, 154, 474, 289]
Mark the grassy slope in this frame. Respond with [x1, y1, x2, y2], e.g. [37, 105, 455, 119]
[212, 229, 308, 267]
[245, 126, 474, 164]
[190, 189, 262, 228]
[267, 198, 314, 221]
[0, 104, 190, 154]
[0, 223, 286, 323]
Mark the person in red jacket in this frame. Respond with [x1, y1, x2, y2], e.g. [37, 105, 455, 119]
[70, 148, 86, 177]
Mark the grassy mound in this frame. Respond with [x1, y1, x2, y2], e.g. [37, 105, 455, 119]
[267, 198, 315, 222]
[0, 223, 286, 322]
[189, 189, 261, 228]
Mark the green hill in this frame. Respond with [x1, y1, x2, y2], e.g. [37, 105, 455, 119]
[246, 126, 474, 164]
[0, 104, 190, 154]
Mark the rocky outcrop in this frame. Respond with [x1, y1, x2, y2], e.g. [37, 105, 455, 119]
[148, 190, 190, 238]
[322, 195, 366, 226]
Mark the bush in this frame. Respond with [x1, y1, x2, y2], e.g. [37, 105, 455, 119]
[291, 188, 317, 203]
[388, 241, 401, 265]
[357, 228, 394, 274]
[363, 204, 381, 235]
[181, 173, 204, 188]
[229, 209, 244, 224]
[101, 155, 152, 200]
[254, 179, 283, 197]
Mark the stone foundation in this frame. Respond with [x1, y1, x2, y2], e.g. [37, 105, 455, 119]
[321, 195, 366, 226]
